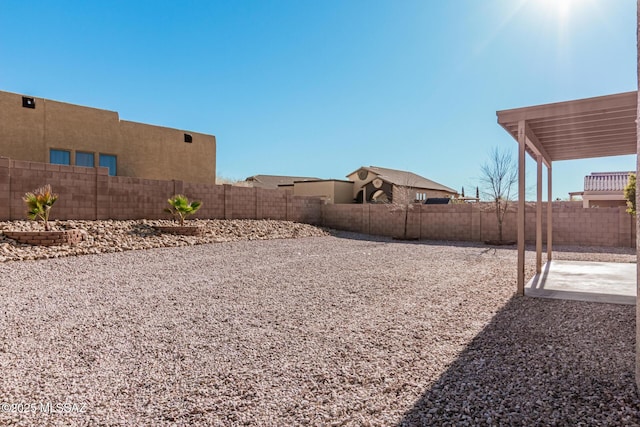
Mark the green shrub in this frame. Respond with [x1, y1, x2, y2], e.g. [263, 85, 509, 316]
[165, 195, 202, 225]
[23, 184, 58, 231]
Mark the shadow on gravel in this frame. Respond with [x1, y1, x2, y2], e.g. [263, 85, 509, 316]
[128, 223, 160, 237]
[327, 230, 636, 260]
[398, 296, 640, 426]
[327, 230, 489, 249]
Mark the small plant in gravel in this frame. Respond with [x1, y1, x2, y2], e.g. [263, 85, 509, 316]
[23, 184, 58, 231]
[164, 195, 202, 226]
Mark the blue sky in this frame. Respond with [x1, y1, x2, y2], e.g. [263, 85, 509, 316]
[0, 0, 636, 199]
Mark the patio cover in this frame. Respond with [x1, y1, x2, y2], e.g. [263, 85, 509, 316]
[496, 91, 637, 293]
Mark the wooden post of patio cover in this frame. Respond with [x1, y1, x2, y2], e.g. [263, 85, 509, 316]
[547, 164, 553, 261]
[517, 120, 526, 295]
[536, 155, 543, 274]
[635, 0, 640, 391]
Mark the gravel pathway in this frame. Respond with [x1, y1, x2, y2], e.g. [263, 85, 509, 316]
[0, 232, 637, 426]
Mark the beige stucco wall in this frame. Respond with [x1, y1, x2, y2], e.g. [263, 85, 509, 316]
[119, 121, 215, 183]
[346, 170, 373, 199]
[0, 90, 216, 184]
[332, 181, 356, 203]
[582, 192, 626, 208]
[293, 180, 354, 204]
[0, 91, 47, 162]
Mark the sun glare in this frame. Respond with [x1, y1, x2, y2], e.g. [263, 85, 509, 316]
[539, 0, 588, 20]
[557, 0, 574, 18]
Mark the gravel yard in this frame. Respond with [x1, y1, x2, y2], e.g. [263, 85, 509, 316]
[0, 228, 637, 426]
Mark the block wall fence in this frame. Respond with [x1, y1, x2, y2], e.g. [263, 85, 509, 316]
[0, 157, 322, 224]
[321, 202, 636, 248]
[0, 157, 634, 248]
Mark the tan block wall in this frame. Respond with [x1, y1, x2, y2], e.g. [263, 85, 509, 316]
[0, 90, 216, 184]
[392, 185, 453, 202]
[586, 199, 627, 208]
[322, 202, 636, 247]
[0, 157, 321, 224]
[229, 186, 258, 219]
[0, 157, 632, 248]
[420, 204, 476, 241]
[182, 182, 225, 219]
[107, 176, 175, 220]
[257, 188, 287, 219]
[322, 204, 368, 233]
[0, 158, 101, 221]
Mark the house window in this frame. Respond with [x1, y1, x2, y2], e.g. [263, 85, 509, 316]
[99, 154, 117, 176]
[50, 149, 70, 165]
[184, 133, 193, 143]
[75, 151, 94, 167]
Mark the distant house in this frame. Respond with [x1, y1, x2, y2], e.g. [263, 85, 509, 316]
[244, 166, 457, 204]
[346, 166, 458, 203]
[569, 171, 633, 208]
[243, 175, 320, 190]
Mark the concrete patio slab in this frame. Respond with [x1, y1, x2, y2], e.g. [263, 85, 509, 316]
[525, 260, 637, 305]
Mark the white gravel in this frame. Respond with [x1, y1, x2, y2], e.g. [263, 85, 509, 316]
[0, 227, 637, 426]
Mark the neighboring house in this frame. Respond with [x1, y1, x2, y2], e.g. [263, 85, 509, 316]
[569, 171, 633, 208]
[346, 166, 458, 203]
[244, 175, 319, 190]
[0, 90, 216, 184]
[243, 167, 457, 204]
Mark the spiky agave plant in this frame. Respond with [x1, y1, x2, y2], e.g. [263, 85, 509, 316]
[164, 195, 202, 226]
[23, 184, 58, 231]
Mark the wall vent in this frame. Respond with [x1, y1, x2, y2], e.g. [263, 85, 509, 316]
[184, 133, 193, 143]
[22, 96, 35, 109]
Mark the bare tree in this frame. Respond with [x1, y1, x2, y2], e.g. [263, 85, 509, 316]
[480, 147, 518, 242]
[390, 183, 419, 240]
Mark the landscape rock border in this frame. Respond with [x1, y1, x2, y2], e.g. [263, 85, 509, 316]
[152, 225, 206, 237]
[0, 219, 329, 262]
[2, 229, 84, 246]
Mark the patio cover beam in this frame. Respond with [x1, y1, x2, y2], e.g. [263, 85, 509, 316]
[497, 91, 637, 163]
[525, 123, 551, 168]
[497, 91, 636, 124]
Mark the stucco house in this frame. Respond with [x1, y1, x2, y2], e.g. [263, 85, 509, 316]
[0, 90, 216, 184]
[569, 171, 633, 208]
[346, 166, 458, 203]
